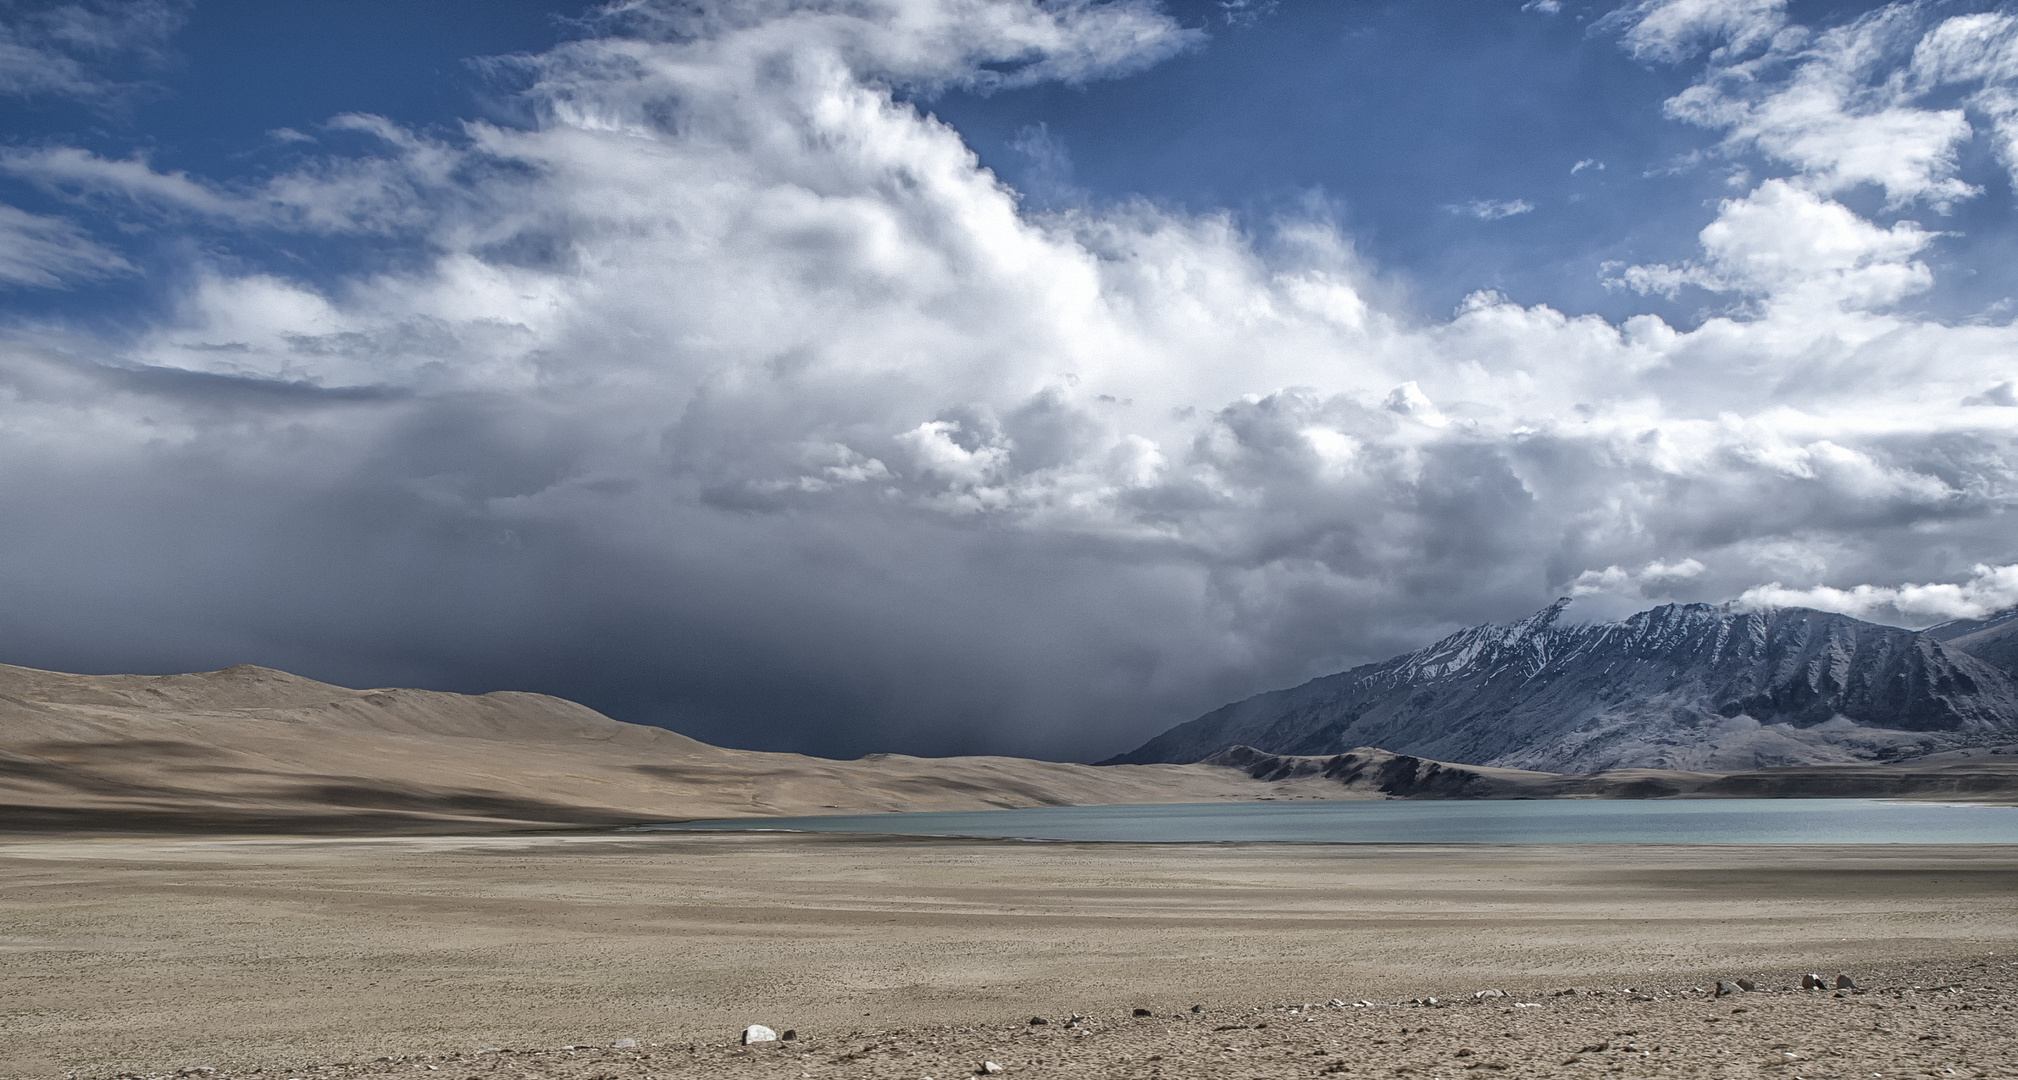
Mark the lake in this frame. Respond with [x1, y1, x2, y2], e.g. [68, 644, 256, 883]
[633, 798, 2018, 844]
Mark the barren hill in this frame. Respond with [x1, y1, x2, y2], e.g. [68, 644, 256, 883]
[0, 662, 1362, 832]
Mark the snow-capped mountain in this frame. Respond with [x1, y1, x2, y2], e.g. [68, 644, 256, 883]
[1102, 601, 2018, 773]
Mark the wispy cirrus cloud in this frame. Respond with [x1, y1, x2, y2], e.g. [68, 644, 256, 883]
[1451, 198, 1534, 220]
[0, 0, 186, 105]
[0, 203, 131, 287]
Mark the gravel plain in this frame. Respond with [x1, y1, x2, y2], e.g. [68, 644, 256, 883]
[3, 832, 2015, 1080]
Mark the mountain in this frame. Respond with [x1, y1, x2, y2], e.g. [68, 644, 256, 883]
[1102, 602, 2018, 773]
[1926, 607, 2018, 678]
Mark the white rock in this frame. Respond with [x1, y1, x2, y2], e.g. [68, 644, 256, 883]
[609, 1038, 637, 1049]
[981, 1061, 1004, 1074]
[742, 1025, 778, 1045]
[1474, 989, 1505, 999]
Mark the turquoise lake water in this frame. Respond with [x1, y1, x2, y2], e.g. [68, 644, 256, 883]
[633, 798, 2018, 844]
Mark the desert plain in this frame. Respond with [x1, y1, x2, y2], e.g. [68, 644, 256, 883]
[5, 663, 2018, 1078]
[3, 830, 2017, 1080]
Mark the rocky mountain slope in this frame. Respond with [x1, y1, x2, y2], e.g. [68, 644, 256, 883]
[1104, 602, 2018, 772]
[1927, 608, 2018, 678]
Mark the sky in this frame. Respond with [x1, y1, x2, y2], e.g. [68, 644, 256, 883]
[2, 0, 2017, 761]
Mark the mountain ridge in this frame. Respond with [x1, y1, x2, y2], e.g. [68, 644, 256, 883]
[1103, 602, 2018, 772]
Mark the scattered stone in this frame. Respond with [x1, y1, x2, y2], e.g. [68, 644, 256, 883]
[742, 1025, 778, 1045]
[608, 1039, 637, 1049]
[1328, 999, 1344, 1008]
[1454, 1049, 1473, 1058]
[980, 1061, 1004, 1074]
[1191, 1005, 1205, 1014]
[1836, 974, 1858, 990]
[1132, 1008, 1152, 1017]
[781, 1029, 797, 1041]
[1474, 989, 1505, 999]
[1802, 974, 1828, 990]
[1715, 981, 1744, 997]
[1028, 1017, 1048, 1026]
[1736, 979, 1758, 992]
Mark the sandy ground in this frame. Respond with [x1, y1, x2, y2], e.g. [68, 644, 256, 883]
[2, 832, 2015, 1079]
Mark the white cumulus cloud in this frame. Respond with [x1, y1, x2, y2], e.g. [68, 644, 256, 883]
[1739, 562, 2018, 626]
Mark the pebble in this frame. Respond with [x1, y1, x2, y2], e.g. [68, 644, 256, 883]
[742, 1025, 777, 1045]
[1473, 989, 1505, 999]
[980, 1061, 1004, 1074]
[1802, 973, 1828, 989]
[1715, 980, 1744, 997]
[1836, 973, 1858, 990]
[609, 1038, 638, 1049]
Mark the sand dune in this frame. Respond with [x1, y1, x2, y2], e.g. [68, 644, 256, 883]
[5, 662, 2016, 833]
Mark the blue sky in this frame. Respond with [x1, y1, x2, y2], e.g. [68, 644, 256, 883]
[3, 0, 2018, 759]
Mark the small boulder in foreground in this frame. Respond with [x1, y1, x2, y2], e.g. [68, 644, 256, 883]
[742, 1025, 777, 1045]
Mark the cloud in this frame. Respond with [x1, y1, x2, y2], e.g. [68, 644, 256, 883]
[0, 0, 186, 104]
[1, 123, 475, 235]
[1623, 2, 2018, 208]
[0, 204, 131, 287]
[1218, 0, 1279, 27]
[1008, 121, 1082, 206]
[0, 0, 2016, 760]
[1452, 198, 1535, 220]
[1570, 158, 1603, 174]
[1738, 562, 2018, 626]
[1613, 178, 1934, 312]
[1964, 380, 2018, 407]
[1600, 0, 1788, 64]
